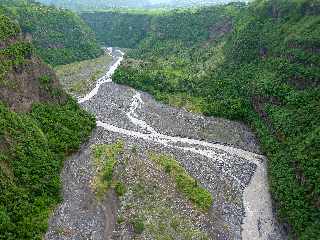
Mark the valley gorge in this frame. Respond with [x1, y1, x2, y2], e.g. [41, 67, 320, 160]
[0, 0, 319, 239]
[46, 48, 284, 240]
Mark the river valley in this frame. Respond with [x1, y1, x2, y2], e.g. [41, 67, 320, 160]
[45, 48, 285, 240]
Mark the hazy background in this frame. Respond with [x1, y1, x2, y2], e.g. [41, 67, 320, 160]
[37, 0, 249, 10]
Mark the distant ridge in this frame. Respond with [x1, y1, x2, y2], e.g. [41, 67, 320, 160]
[36, 0, 248, 10]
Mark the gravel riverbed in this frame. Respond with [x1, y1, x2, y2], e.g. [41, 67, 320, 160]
[46, 48, 285, 240]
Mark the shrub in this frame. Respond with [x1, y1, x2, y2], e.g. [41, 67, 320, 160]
[131, 217, 145, 234]
[149, 152, 213, 211]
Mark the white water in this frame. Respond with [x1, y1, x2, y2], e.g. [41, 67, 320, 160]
[126, 93, 158, 134]
[78, 48, 124, 104]
[79, 49, 281, 240]
[97, 94, 277, 239]
[106, 47, 113, 56]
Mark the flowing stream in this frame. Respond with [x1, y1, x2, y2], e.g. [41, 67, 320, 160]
[78, 49, 124, 104]
[72, 48, 283, 240]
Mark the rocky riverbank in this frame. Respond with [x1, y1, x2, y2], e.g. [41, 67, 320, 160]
[46, 48, 285, 240]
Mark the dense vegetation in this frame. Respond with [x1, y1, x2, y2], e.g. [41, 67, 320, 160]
[0, 13, 95, 239]
[0, 0, 102, 66]
[1, 0, 319, 238]
[81, 4, 237, 49]
[81, 11, 152, 48]
[112, 0, 320, 238]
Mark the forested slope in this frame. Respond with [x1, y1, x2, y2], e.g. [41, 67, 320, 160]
[0, 0, 102, 66]
[0, 11, 95, 239]
[81, 11, 152, 48]
[80, 4, 237, 49]
[112, 0, 320, 238]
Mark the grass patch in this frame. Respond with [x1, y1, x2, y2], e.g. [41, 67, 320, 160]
[91, 140, 124, 200]
[114, 181, 126, 197]
[118, 179, 210, 239]
[167, 93, 206, 114]
[131, 217, 145, 234]
[149, 152, 213, 211]
[113, 148, 210, 239]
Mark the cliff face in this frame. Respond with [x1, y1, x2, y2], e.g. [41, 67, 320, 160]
[0, 51, 66, 112]
[0, 15, 66, 112]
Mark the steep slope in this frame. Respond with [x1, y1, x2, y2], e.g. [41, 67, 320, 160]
[81, 11, 152, 48]
[0, 0, 102, 66]
[0, 12, 95, 239]
[80, 4, 237, 49]
[110, 0, 320, 238]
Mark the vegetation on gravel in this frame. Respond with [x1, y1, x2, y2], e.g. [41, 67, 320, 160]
[91, 141, 124, 200]
[0, 0, 102, 66]
[0, 13, 96, 239]
[112, 0, 320, 238]
[149, 152, 213, 211]
[55, 53, 112, 96]
[112, 145, 210, 239]
[131, 217, 145, 235]
[114, 181, 126, 197]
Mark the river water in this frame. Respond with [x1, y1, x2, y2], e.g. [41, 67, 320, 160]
[46, 48, 284, 240]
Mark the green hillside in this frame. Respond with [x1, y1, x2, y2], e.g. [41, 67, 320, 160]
[0, 11, 95, 239]
[81, 11, 152, 48]
[112, 0, 320, 238]
[0, 0, 319, 238]
[80, 5, 236, 49]
[0, 0, 102, 66]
